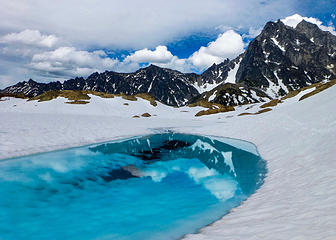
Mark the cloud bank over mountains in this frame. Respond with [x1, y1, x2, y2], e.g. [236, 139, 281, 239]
[0, 1, 335, 89]
[0, 28, 246, 87]
[0, 0, 299, 49]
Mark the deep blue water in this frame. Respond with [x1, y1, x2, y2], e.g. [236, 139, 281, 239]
[0, 133, 266, 240]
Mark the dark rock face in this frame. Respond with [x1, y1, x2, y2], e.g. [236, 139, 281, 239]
[117, 65, 199, 106]
[67, 65, 200, 106]
[295, 20, 336, 55]
[2, 19, 335, 107]
[235, 20, 336, 98]
[201, 59, 232, 85]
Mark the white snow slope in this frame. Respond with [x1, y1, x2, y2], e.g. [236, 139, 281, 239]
[0, 86, 336, 239]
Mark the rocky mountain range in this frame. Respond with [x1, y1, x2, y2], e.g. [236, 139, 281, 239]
[1, 19, 335, 107]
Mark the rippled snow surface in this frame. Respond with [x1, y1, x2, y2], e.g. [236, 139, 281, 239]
[0, 133, 266, 240]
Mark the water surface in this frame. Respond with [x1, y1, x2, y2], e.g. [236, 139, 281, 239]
[0, 133, 266, 240]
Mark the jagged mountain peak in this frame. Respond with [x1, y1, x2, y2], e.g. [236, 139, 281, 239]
[234, 18, 336, 99]
[295, 20, 336, 54]
[27, 79, 37, 84]
[262, 19, 286, 31]
[137, 64, 162, 73]
[296, 19, 320, 31]
[136, 64, 181, 76]
[295, 19, 336, 42]
[143, 64, 164, 70]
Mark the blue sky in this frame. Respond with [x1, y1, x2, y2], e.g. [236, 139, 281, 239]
[0, 0, 335, 88]
[106, 0, 336, 60]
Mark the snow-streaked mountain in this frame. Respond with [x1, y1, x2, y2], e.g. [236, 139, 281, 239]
[236, 20, 335, 96]
[193, 55, 243, 93]
[2, 19, 335, 107]
[2, 65, 200, 107]
[197, 19, 336, 104]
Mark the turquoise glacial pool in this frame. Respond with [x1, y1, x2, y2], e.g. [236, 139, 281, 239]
[0, 133, 266, 240]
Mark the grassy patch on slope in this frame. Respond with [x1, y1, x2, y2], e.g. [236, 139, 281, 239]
[260, 99, 282, 108]
[135, 93, 157, 106]
[30, 90, 91, 102]
[29, 90, 158, 106]
[195, 107, 235, 117]
[0, 93, 28, 100]
[189, 100, 235, 117]
[281, 79, 336, 101]
[299, 80, 336, 101]
[65, 100, 90, 104]
[188, 100, 225, 109]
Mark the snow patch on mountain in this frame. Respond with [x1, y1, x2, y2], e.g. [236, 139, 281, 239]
[271, 37, 285, 52]
[225, 60, 240, 84]
[192, 81, 222, 94]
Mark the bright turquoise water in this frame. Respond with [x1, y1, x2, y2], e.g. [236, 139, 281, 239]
[0, 133, 266, 240]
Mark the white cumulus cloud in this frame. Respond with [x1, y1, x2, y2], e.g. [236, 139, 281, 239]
[124, 30, 245, 72]
[0, 29, 59, 48]
[124, 45, 192, 72]
[30, 47, 120, 77]
[125, 46, 174, 64]
[189, 30, 244, 70]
